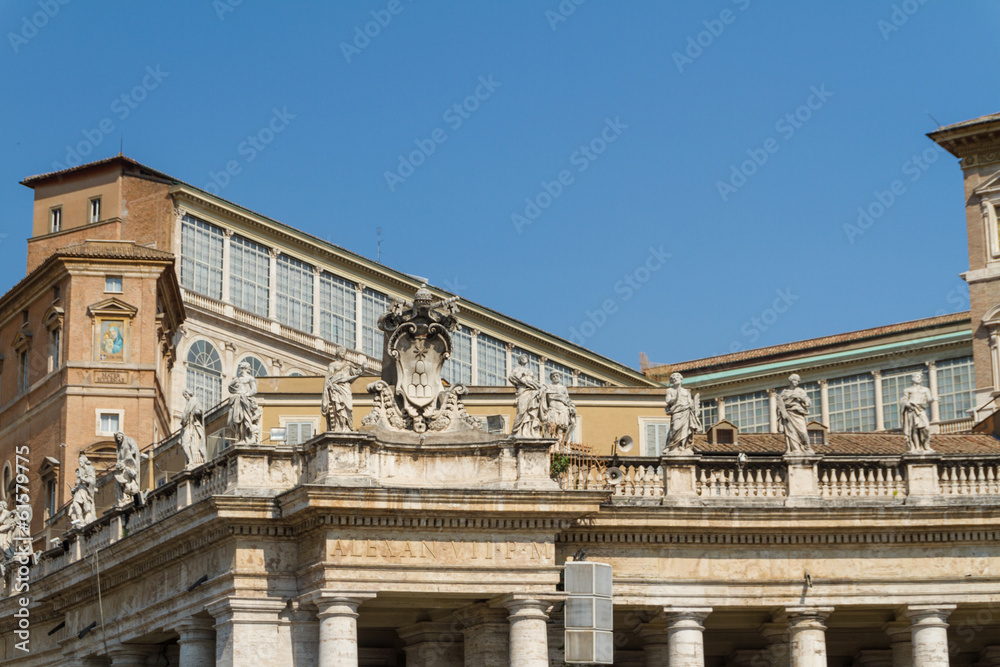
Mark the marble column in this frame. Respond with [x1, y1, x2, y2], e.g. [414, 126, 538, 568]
[504, 597, 553, 667]
[662, 607, 712, 667]
[906, 605, 956, 667]
[926, 361, 940, 423]
[176, 616, 216, 667]
[640, 618, 671, 666]
[883, 620, 913, 667]
[873, 370, 885, 431]
[398, 620, 464, 666]
[785, 606, 834, 667]
[310, 592, 377, 667]
[760, 620, 791, 667]
[460, 603, 510, 667]
[107, 644, 155, 666]
[207, 596, 288, 667]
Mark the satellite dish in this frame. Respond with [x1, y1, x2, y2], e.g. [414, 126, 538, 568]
[606, 467, 624, 485]
[617, 435, 634, 453]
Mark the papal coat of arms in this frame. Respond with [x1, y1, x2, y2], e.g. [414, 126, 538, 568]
[362, 286, 485, 434]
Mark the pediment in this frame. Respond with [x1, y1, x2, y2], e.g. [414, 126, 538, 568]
[43, 305, 64, 327]
[11, 331, 32, 350]
[974, 170, 1000, 196]
[983, 303, 1000, 327]
[88, 297, 138, 319]
[38, 456, 60, 477]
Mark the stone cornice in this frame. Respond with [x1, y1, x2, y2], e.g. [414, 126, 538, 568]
[558, 528, 1000, 546]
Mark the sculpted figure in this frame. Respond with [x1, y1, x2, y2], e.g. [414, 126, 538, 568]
[509, 354, 545, 438]
[68, 453, 97, 527]
[540, 371, 577, 442]
[114, 431, 143, 508]
[900, 372, 933, 453]
[228, 361, 262, 445]
[180, 390, 206, 468]
[322, 347, 364, 433]
[664, 372, 702, 454]
[777, 374, 813, 455]
[0, 501, 16, 559]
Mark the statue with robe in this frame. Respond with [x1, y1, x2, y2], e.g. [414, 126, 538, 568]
[180, 390, 206, 468]
[777, 373, 813, 455]
[114, 431, 143, 508]
[510, 354, 545, 438]
[900, 372, 933, 453]
[68, 453, 97, 527]
[540, 371, 577, 442]
[322, 347, 364, 433]
[228, 361, 262, 445]
[664, 372, 702, 454]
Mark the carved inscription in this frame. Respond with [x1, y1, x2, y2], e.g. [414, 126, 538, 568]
[328, 538, 554, 564]
[95, 371, 127, 384]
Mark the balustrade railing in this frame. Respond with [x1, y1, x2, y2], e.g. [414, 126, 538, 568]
[819, 461, 906, 498]
[939, 459, 1000, 495]
[697, 461, 787, 498]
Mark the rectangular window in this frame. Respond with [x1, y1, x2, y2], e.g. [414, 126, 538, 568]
[442, 326, 473, 386]
[285, 421, 316, 446]
[361, 288, 392, 358]
[100, 412, 120, 433]
[105, 275, 123, 293]
[319, 273, 357, 348]
[936, 356, 974, 422]
[180, 215, 224, 299]
[18, 351, 29, 393]
[46, 479, 56, 517]
[808, 429, 825, 446]
[50, 207, 62, 233]
[577, 373, 603, 387]
[49, 328, 60, 372]
[802, 381, 822, 423]
[700, 399, 718, 430]
[230, 235, 271, 316]
[512, 348, 541, 382]
[827, 373, 876, 432]
[275, 254, 314, 332]
[89, 197, 101, 223]
[880, 367, 925, 430]
[476, 333, 507, 386]
[545, 360, 575, 387]
[644, 421, 670, 456]
[724, 391, 770, 433]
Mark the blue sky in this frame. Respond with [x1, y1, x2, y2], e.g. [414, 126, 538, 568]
[1, 1, 997, 370]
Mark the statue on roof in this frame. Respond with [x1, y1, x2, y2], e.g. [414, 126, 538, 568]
[777, 373, 813, 455]
[900, 372, 934, 453]
[362, 286, 485, 434]
[114, 431, 145, 508]
[68, 453, 97, 528]
[322, 346, 365, 433]
[664, 372, 701, 454]
[510, 354, 545, 438]
[228, 361, 262, 445]
[181, 390, 206, 468]
[540, 370, 578, 442]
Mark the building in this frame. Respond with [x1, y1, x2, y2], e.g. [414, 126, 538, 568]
[1, 111, 1000, 667]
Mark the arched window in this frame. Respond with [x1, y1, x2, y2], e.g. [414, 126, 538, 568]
[186, 340, 222, 408]
[239, 356, 268, 377]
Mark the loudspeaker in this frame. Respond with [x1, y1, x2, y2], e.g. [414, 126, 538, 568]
[606, 467, 624, 485]
[617, 435, 634, 453]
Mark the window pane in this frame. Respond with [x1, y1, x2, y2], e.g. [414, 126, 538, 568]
[827, 373, 876, 432]
[577, 373, 603, 387]
[361, 288, 392, 358]
[240, 356, 268, 377]
[936, 357, 974, 422]
[442, 326, 473, 386]
[230, 235, 271, 316]
[700, 399, 718, 430]
[512, 348, 541, 382]
[880, 367, 925, 430]
[545, 360, 575, 387]
[802, 381, 822, 423]
[477, 333, 507, 386]
[275, 255, 314, 332]
[645, 422, 669, 455]
[319, 273, 357, 348]
[186, 340, 222, 407]
[180, 215, 224, 299]
[724, 391, 769, 433]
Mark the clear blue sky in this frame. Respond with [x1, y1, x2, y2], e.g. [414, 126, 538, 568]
[2, 1, 997, 370]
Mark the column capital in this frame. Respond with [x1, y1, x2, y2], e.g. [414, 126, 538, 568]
[661, 606, 712, 628]
[107, 643, 156, 666]
[176, 615, 216, 642]
[355, 281, 366, 292]
[817, 379, 828, 388]
[925, 360, 937, 369]
[882, 619, 911, 641]
[784, 606, 834, 628]
[872, 369, 882, 379]
[904, 604, 955, 628]
[454, 601, 508, 630]
[300, 591, 377, 618]
[205, 595, 288, 624]
[222, 227, 234, 238]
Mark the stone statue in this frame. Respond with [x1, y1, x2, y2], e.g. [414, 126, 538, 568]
[540, 371, 577, 442]
[322, 347, 364, 433]
[900, 372, 933, 453]
[180, 390, 206, 468]
[362, 286, 485, 434]
[228, 361, 262, 445]
[0, 501, 17, 560]
[509, 354, 545, 438]
[777, 374, 813, 455]
[68, 453, 97, 528]
[114, 431, 144, 508]
[664, 372, 701, 454]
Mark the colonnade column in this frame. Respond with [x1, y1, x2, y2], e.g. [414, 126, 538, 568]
[459, 603, 509, 667]
[760, 619, 791, 667]
[207, 596, 288, 667]
[785, 606, 833, 667]
[503, 596, 553, 667]
[882, 620, 913, 667]
[769, 390, 779, 432]
[176, 616, 216, 667]
[639, 618, 671, 666]
[398, 620, 464, 666]
[107, 644, 156, 666]
[873, 370, 885, 431]
[819, 380, 830, 427]
[906, 604, 955, 667]
[306, 592, 377, 667]
[926, 361, 941, 423]
[662, 607, 712, 667]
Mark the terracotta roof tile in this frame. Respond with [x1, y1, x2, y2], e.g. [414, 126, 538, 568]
[694, 432, 999, 456]
[54, 240, 174, 261]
